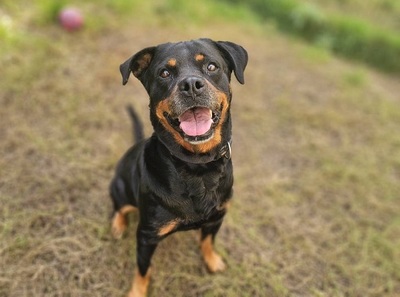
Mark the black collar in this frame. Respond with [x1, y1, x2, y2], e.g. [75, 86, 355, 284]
[162, 137, 232, 164]
[215, 140, 232, 161]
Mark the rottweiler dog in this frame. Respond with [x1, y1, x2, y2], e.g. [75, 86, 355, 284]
[110, 38, 248, 297]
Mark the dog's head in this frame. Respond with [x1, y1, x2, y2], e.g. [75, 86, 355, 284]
[120, 38, 247, 162]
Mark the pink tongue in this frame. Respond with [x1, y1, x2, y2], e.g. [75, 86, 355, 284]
[179, 107, 213, 136]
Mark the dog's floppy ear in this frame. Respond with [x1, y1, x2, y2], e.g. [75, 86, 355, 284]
[120, 47, 156, 85]
[215, 41, 248, 84]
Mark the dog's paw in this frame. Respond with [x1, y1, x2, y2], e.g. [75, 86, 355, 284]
[205, 252, 226, 273]
[201, 235, 227, 273]
[111, 212, 127, 239]
[111, 205, 137, 239]
[127, 268, 151, 297]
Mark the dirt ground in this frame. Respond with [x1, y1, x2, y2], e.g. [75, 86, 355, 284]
[1, 3, 400, 297]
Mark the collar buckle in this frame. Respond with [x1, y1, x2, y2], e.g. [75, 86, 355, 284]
[218, 141, 232, 160]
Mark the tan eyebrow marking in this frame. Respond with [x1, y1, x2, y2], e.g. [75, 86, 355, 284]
[195, 54, 205, 61]
[167, 58, 177, 67]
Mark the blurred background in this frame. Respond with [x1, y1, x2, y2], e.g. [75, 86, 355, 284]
[1, 0, 399, 296]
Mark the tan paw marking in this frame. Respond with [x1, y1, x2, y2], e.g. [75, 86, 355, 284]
[127, 268, 151, 297]
[111, 205, 137, 239]
[201, 235, 226, 273]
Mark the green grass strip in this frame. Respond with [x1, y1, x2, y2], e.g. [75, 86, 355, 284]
[223, 0, 400, 73]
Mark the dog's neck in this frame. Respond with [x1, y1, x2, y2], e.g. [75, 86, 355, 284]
[155, 135, 232, 164]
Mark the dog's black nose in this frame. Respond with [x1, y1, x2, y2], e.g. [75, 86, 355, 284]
[179, 77, 205, 97]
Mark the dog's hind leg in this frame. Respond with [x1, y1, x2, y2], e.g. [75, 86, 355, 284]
[111, 205, 137, 239]
[110, 177, 138, 239]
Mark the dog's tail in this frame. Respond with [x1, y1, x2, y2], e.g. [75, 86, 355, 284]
[126, 105, 144, 144]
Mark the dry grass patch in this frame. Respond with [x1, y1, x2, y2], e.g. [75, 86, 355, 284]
[1, 1, 400, 296]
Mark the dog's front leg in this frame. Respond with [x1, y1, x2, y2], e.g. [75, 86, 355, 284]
[200, 217, 226, 273]
[128, 225, 159, 297]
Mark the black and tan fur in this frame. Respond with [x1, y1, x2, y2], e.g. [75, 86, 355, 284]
[110, 38, 248, 296]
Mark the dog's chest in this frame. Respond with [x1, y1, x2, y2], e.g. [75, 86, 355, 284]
[175, 163, 231, 221]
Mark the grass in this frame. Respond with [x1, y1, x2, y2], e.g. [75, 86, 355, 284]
[223, 0, 400, 74]
[304, 0, 400, 31]
[1, 0, 400, 296]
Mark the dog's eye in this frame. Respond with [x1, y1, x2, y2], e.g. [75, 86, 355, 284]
[207, 63, 218, 72]
[160, 69, 171, 78]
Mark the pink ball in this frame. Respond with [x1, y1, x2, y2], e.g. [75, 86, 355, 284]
[59, 8, 83, 32]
